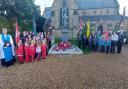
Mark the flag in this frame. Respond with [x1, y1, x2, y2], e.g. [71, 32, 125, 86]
[123, 7, 126, 17]
[86, 20, 90, 38]
[83, 22, 86, 35]
[15, 21, 20, 43]
[118, 7, 126, 29]
[32, 15, 36, 33]
[79, 16, 83, 32]
[81, 23, 86, 35]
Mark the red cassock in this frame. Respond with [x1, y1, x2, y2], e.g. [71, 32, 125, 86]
[16, 45, 24, 63]
[24, 45, 30, 62]
[29, 45, 36, 62]
[41, 44, 46, 59]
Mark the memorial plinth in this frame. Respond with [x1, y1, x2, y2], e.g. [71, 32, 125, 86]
[62, 29, 68, 42]
[48, 0, 83, 55]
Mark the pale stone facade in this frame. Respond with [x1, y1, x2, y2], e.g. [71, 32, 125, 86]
[44, 0, 128, 38]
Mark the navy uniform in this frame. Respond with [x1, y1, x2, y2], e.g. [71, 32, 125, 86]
[101, 37, 105, 53]
[89, 35, 94, 51]
[93, 34, 98, 52]
[77, 34, 82, 48]
[105, 38, 111, 54]
[117, 33, 124, 54]
[83, 35, 86, 49]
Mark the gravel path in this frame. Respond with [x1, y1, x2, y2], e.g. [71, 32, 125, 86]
[0, 45, 128, 89]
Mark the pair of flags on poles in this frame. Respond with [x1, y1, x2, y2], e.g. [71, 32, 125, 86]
[79, 16, 90, 38]
[118, 7, 126, 29]
[15, 16, 36, 43]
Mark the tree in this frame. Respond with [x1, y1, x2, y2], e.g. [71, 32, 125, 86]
[0, 0, 46, 34]
[0, 0, 40, 20]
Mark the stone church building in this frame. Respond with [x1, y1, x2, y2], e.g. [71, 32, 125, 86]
[43, 0, 128, 38]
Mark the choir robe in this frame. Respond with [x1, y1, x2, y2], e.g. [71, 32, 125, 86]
[29, 45, 36, 62]
[24, 45, 30, 62]
[41, 44, 46, 59]
[16, 45, 24, 63]
[0, 34, 15, 66]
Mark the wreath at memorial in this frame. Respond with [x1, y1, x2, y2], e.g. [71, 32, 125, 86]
[56, 42, 71, 51]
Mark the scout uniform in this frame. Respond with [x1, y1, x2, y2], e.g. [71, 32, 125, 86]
[105, 38, 111, 54]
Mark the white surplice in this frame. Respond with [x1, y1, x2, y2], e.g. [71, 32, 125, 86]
[0, 34, 15, 60]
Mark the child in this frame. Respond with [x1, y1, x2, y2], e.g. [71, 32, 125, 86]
[41, 39, 47, 60]
[98, 37, 102, 52]
[16, 41, 24, 64]
[24, 42, 30, 62]
[29, 40, 36, 62]
[36, 41, 41, 61]
[105, 37, 111, 54]
[93, 33, 98, 52]
[101, 36, 105, 53]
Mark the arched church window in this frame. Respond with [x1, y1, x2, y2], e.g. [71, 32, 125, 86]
[94, 10, 96, 15]
[106, 9, 109, 14]
[82, 11, 86, 15]
[60, 8, 62, 26]
[74, 9, 78, 15]
[51, 11, 55, 16]
[100, 10, 102, 15]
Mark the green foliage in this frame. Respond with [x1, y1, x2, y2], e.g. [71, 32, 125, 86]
[0, 17, 13, 29]
[55, 37, 61, 44]
[0, 0, 40, 20]
[0, 0, 46, 34]
[69, 38, 91, 54]
[18, 20, 32, 32]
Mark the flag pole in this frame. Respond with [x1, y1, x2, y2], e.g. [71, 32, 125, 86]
[15, 19, 20, 44]
[118, 7, 126, 31]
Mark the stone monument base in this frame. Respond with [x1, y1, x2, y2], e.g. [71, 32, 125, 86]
[62, 30, 68, 42]
[48, 42, 83, 55]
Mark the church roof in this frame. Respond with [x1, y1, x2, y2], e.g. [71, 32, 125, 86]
[76, 0, 119, 9]
[43, 7, 52, 19]
[82, 15, 128, 21]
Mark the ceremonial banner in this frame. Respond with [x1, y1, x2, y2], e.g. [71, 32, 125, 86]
[86, 20, 90, 38]
[15, 21, 20, 43]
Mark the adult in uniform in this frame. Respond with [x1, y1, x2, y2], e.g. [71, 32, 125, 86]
[111, 32, 119, 54]
[117, 31, 124, 54]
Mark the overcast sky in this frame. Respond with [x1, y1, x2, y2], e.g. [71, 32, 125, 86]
[35, 0, 128, 16]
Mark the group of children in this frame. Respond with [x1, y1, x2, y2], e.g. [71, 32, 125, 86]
[15, 31, 50, 64]
[78, 29, 124, 54]
[16, 40, 47, 64]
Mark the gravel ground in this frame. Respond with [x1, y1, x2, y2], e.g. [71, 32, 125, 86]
[0, 45, 128, 89]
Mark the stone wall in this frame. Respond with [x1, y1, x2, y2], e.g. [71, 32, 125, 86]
[51, 0, 120, 38]
[78, 8, 118, 16]
[53, 29, 79, 39]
